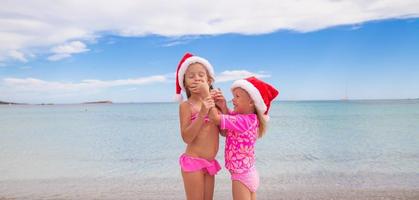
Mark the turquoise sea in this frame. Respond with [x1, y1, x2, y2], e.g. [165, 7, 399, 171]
[1, 100, 419, 199]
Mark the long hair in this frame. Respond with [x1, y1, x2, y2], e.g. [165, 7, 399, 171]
[256, 110, 267, 138]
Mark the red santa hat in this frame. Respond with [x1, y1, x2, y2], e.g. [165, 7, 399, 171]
[175, 52, 215, 102]
[231, 76, 279, 121]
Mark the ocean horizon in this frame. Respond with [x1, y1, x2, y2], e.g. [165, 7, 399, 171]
[2, 98, 419, 105]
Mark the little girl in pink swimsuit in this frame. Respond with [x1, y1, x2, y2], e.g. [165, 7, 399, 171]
[175, 53, 221, 200]
[208, 76, 279, 200]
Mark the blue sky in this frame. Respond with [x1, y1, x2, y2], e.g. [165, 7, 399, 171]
[1, 1, 419, 103]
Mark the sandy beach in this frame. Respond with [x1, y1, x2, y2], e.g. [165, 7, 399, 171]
[2, 175, 419, 200]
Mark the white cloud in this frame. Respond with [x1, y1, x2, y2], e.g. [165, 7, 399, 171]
[1, 0, 419, 62]
[48, 41, 89, 61]
[216, 70, 271, 83]
[8, 50, 27, 62]
[50, 41, 89, 54]
[2, 75, 167, 92]
[161, 36, 203, 47]
[47, 53, 71, 61]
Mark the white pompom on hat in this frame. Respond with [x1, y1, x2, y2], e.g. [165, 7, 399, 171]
[175, 52, 215, 102]
[231, 76, 279, 121]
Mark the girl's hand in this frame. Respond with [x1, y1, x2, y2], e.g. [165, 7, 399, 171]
[189, 82, 201, 93]
[211, 89, 228, 113]
[200, 96, 215, 115]
[189, 81, 210, 97]
[199, 82, 210, 97]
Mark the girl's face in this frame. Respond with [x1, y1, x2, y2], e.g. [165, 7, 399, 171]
[184, 63, 211, 93]
[232, 88, 255, 114]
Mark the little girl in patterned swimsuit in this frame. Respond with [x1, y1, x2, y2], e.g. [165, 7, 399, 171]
[175, 52, 221, 200]
[207, 76, 279, 200]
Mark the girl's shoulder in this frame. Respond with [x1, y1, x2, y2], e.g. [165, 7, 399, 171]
[180, 99, 196, 106]
[179, 100, 189, 107]
[179, 101, 191, 113]
[179, 100, 199, 114]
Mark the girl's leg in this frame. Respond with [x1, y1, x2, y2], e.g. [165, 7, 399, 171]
[251, 191, 256, 200]
[232, 180, 252, 200]
[203, 173, 215, 200]
[182, 170, 205, 200]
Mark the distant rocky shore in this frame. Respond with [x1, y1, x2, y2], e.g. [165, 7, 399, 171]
[82, 101, 113, 104]
[0, 100, 25, 105]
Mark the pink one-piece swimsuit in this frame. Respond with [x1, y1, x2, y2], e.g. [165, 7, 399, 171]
[221, 112, 260, 192]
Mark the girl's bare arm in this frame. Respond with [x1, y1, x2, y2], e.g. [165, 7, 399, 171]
[208, 106, 221, 126]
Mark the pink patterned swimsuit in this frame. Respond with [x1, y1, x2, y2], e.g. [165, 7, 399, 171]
[220, 112, 260, 192]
